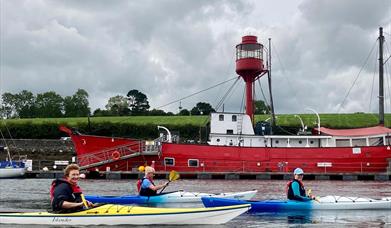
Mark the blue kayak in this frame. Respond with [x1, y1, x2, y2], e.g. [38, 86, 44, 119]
[85, 190, 257, 204]
[202, 196, 391, 212]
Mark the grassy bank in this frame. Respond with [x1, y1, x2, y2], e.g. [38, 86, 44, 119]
[3, 113, 390, 128]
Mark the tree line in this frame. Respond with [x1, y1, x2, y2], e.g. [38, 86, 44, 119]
[0, 89, 216, 118]
[0, 89, 270, 119]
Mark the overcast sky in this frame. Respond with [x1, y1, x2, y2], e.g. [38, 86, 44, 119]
[1, 0, 391, 115]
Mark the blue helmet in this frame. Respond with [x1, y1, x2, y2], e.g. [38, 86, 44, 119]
[293, 168, 304, 175]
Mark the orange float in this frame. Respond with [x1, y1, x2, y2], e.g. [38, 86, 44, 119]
[112, 151, 120, 160]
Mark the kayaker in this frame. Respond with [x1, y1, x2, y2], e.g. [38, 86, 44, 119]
[286, 168, 316, 201]
[50, 164, 93, 213]
[138, 166, 168, 196]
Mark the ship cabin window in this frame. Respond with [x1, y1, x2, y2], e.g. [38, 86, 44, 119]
[275, 140, 279, 144]
[219, 114, 224, 121]
[232, 115, 237, 122]
[310, 140, 314, 144]
[188, 159, 199, 167]
[216, 138, 220, 142]
[164, 157, 175, 166]
[227, 129, 234, 135]
[299, 140, 302, 144]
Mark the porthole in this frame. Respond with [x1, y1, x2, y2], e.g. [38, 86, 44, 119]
[164, 157, 175, 166]
[188, 159, 199, 167]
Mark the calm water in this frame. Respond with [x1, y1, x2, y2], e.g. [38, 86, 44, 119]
[0, 178, 390, 227]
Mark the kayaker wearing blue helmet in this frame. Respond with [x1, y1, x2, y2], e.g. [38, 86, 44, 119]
[286, 168, 316, 201]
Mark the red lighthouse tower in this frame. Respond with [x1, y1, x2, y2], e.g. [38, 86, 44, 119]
[235, 35, 267, 124]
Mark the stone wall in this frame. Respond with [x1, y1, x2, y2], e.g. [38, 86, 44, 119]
[1, 139, 75, 170]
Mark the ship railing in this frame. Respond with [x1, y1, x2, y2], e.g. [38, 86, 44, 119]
[161, 160, 389, 174]
[78, 140, 158, 170]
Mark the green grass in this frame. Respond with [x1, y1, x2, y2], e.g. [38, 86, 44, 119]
[2, 113, 390, 129]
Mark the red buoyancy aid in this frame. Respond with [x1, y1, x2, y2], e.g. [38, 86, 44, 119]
[50, 178, 83, 202]
[285, 179, 304, 195]
[286, 179, 306, 200]
[136, 177, 154, 193]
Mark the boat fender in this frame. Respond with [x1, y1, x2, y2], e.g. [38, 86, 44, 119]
[112, 151, 120, 160]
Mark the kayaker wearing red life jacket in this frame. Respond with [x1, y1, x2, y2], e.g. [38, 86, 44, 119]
[50, 164, 93, 213]
[286, 168, 315, 201]
[138, 166, 168, 196]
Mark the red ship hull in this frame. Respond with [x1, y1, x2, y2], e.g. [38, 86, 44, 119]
[61, 127, 391, 173]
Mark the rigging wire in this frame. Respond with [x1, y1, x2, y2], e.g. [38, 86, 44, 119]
[155, 76, 238, 110]
[337, 39, 378, 113]
[240, 84, 245, 114]
[201, 77, 241, 127]
[368, 47, 379, 113]
[385, 40, 391, 114]
[257, 79, 271, 111]
[214, 77, 241, 111]
[0, 120, 20, 158]
[272, 43, 305, 111]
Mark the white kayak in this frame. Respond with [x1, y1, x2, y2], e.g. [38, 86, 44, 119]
[312, 196, 391, 210]
[86, 190, 257, 204]
[0, 203, 251, 225]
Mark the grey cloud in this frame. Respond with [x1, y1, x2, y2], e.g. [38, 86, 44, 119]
[1, 0, 390, 116]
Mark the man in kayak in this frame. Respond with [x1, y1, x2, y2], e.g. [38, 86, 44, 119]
[139, 166, 168, 196]
[50, 164, 93, 213]
[286, 168, 316, 201]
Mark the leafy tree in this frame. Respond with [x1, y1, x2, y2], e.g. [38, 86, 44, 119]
[64, 89, 91, 117]
[149, 109, 167, 116]
[105, 95, 130, 116]
[127, 89, 150, 115]
[254, 100, 271, 114]
[178, 109, 190, 116]
[190, 102, 215, 115]
[0, 92, 17, 118]
[15, 90, 36, 118]
[35, 91, 64, 118]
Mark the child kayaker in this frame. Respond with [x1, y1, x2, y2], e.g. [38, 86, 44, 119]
[286, 168, 316, 201]
[50, 164, 93, 213]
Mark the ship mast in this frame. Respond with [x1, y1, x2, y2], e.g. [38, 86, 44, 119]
[267, 38, 276, 127]
[378, 27, 384, 125]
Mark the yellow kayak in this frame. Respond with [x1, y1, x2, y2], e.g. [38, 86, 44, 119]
[0, 203, 250, 225]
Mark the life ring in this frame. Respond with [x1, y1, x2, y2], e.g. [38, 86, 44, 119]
[112, 151, 120, 160]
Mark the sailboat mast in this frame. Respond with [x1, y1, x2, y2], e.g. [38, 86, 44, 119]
[379, 27, 384, 125]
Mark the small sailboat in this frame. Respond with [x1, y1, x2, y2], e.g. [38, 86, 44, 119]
[0, 145, 26, 178]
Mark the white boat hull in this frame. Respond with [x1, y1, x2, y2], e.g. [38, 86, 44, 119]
[0, 167, 26, 178]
